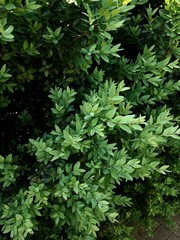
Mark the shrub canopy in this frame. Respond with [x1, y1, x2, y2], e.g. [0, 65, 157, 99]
[0, 0, 180, 239]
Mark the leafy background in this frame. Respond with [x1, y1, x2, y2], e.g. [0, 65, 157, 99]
[0, 0, 180, 239]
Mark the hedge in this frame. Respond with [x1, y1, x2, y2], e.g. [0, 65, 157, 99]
[0, 0, 180, 239]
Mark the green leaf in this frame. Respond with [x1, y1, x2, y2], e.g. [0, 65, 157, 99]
[131, 124, 143, 131]
[23, 40, 28, 50]
[5, 26, 14, 34]
[15, 214, 23, 221]
[5, 3, 16, 10]
[157, 165, 170, 175]
[106, 20, 125, 31]
[119, 124, 132, 133]
[54, 27, 62, 37]
[100, 54, 109, 62]
[73, 162, 80, 175]
[5, 154, 12, 163]
[0, 155, 4, 163]
[106, 108, 117, 119]
[107, 212, 119, 223]
[24, 220, 33, 228]
[109, 96, 124, 101]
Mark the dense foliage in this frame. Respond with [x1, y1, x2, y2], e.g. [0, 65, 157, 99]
[0, 0, 180, 239]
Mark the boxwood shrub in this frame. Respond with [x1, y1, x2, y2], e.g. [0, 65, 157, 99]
[0, 0, 180, 239]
